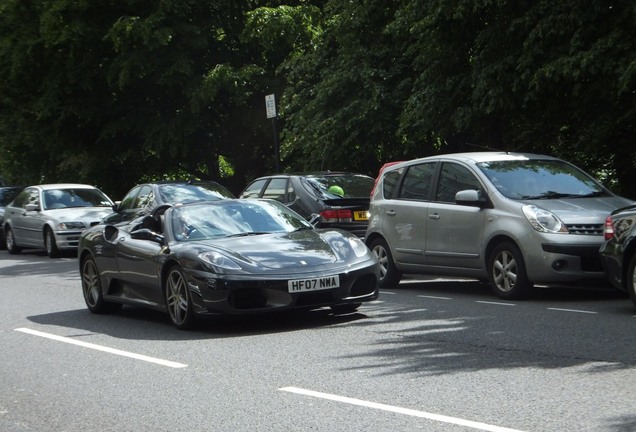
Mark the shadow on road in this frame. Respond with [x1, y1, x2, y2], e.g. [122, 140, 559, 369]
[26, 305, 369, 342]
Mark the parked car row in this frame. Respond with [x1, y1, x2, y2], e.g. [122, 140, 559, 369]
[2, 151, 636, 329]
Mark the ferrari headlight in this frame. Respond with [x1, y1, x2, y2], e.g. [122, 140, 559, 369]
[348, 237, 369, 257]
[56, 221, 86, 230]
[198, 251, 241, 270]
[522, 205, 568, 233]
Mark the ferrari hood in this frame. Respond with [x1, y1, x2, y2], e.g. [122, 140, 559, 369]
[198, 230, 342, 269]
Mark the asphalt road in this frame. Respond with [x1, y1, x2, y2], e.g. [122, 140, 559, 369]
[1, 250, 635, 432]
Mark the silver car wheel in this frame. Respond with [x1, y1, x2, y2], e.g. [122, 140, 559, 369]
[372, 244, 389, 279]
[492, 250, 517, 293]
[166, 267, 195, 329]
[45, 228, 60, 258]
[488, 241, 532, 300]
[368, 237, 402, 287]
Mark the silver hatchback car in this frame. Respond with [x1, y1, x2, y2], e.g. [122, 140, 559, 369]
[365, 152, 634, 299]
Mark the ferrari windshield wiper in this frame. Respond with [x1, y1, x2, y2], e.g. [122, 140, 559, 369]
[225, 231, 270, 238]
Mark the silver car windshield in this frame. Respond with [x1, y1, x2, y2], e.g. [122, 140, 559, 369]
[477, 159, 606, 200]
[170, 200, 312, 242]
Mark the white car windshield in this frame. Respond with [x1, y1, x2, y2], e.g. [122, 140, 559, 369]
[43, 188, 112, 210]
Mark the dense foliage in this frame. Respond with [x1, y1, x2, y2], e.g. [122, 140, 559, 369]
[1, 0, 634, 198]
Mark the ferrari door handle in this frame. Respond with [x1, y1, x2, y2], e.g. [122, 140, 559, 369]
[385, 210, 396, 216]
[429, 213, 440, 220]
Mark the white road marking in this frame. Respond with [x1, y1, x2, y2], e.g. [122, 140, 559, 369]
[279, 387, 526, 432]
[476, 301, 516, 306]
[14, 327, 187, 368]
[379, 290, 396, 294]
[547, 308, 597, 314]
[418, 295, 452, 300]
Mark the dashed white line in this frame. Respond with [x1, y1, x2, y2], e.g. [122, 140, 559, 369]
[418, 295, 452, 300]
[279, 387, 526, 432]
[547, 307, 597, 314]
[476, 301, 516, 306]
[14, 327, 187, 368]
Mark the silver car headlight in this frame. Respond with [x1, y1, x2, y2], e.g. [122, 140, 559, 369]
[522, 205, 568, 233]
[56, 221, 86, 230]
[198, 251, 242, 270]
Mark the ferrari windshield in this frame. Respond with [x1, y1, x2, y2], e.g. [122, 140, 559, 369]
[476, 159, 606, 200]
[158, 182, 234, 203]
[170, 200, 312, 241]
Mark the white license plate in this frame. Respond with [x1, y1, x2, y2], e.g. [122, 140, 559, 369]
[288, 275, 340, 293]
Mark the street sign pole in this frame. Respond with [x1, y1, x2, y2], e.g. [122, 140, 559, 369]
[265, 94, 280, 172]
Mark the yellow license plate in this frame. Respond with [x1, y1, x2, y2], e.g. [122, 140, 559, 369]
[353, 211, 369, 221]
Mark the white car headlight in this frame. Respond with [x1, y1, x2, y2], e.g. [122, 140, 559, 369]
[56, 221, 86, 230]
[198, 251, 242, 270]
[522, 205, 568, 233]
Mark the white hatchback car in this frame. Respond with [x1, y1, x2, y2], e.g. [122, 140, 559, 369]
[3, 183, 113, 257]
[365, 152, 634, 299]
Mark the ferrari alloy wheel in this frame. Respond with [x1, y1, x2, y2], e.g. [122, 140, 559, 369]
[45, 227, 60, 258]
[165, 266, 196, 330]
[488, 241, 532, 300]
[81, 255, 120, 313]
[368, 237, 402, 288]
[627, 254, 636, 308]
[5, 227, 21, 255]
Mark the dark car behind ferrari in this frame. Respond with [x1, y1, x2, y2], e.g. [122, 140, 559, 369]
[239, 172, 375, 238]
[79, 199, 380, 329]
[103, 180, 234, 225]
[600, 204, 636, 308]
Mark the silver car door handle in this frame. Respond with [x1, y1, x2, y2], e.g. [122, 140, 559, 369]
[429, 213, 440, 220]
[385, 210, 396, 216]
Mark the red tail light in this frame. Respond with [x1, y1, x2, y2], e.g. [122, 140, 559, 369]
[604, 215, 614, 241]
[320, 209, 353, 223]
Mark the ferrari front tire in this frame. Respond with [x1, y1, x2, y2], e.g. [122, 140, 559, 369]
[165, 265, 196, 330]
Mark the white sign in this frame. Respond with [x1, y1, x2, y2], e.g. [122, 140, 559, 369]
[265, 94, 276, 118]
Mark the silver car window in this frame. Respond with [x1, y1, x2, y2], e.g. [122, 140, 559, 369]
[436, 162, 483, 203]
[399, 163, 436, 201]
